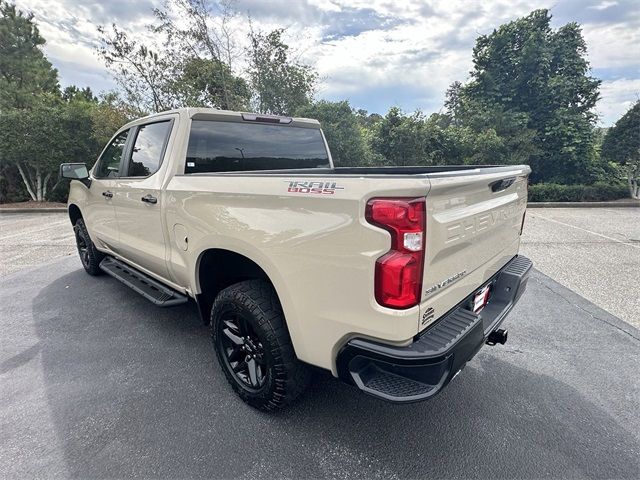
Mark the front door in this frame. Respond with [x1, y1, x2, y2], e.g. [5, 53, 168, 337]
[112, 119, 174, 280]
[85, 129, 130, 253]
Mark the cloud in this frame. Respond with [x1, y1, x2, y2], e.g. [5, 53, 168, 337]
[598, 78, 640, 124]
[551, 0, 638, 25]
[235, 0, 406, 41]
[20, 0, 158, 26]
[52, 57, 114, 95]
[592, 66, 640, 81]
[321, 7, 404, 41]
[323, 83, 444, 117]
[15, 0, 161, 93]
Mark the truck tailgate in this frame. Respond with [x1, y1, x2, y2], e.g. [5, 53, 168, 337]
[419, 166, 530, 331]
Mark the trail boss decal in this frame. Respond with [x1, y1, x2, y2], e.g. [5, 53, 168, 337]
[285, 180, 345, 195]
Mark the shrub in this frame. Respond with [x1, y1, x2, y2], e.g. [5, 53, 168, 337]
[528, 182, 629, 202]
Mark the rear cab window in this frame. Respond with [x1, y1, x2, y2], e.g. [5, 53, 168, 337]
[185, 120, 330, 173]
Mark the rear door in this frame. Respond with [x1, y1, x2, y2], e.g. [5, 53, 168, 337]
[420, 166, 530, 328]
[112, 119, 174, 279]
[85, 129, 130, 253]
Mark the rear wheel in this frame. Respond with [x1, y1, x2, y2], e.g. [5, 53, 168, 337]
[210, 279, 310, 411]
[73, 218, 104, 276]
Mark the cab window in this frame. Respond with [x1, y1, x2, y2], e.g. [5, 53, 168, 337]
[185, 120, 330, 173]
[94, 130, 129, 178]
[126, 121, 172, 177]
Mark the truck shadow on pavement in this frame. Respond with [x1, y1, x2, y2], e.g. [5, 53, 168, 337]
[28, 267, 640, 479]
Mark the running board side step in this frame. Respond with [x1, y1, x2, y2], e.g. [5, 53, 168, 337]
[99, 257, 188, 307]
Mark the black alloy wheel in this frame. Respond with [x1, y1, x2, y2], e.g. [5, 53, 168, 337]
[218, 310, 268, 390]
[73, 218, 104, 276]
[74, 224, 91, 268]
[210, 280, 311, 411]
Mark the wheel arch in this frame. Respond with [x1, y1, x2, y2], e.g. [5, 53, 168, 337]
[194, 248, 285, 326]
[193, 247, 306, 363]
[68, 203, 82, 225]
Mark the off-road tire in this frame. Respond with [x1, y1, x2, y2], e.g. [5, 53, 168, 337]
[73, 218, 104, 276]
[210, 279, 310, 411]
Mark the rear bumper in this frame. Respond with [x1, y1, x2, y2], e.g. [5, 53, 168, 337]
[336, 255, 533, 403]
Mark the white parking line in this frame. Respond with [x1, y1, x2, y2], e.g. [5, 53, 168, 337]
[529, 213, 640, 250]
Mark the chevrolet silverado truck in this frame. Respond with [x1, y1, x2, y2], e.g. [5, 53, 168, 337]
[60, 108, 532, 411]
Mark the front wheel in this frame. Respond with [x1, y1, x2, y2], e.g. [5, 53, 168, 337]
[210, 280, 310, 411]
[73, 218, 104, 276]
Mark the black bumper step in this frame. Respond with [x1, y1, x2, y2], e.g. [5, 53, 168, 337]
[349, 307, 482, 362]
[355, 367, 439, 399]
[345, 307, 484, 403]
[99, 257, 188, 307]
[337, 255, 533, 403]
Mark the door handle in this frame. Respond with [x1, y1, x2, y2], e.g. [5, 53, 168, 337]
[489, 177, 516, 193]
[102, 191, 113, 199]
[141, 194, 157, 204]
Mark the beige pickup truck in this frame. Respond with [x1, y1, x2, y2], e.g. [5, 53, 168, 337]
[60, 108, 532, 411]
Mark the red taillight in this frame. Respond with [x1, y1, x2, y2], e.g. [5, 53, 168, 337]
[365, 198, 426, 309]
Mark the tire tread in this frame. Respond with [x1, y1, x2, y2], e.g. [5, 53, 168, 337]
[74, 218, 104, 276]
[210, 279, 310, 411]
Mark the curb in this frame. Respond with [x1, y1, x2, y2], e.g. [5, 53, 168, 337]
[527, 201, 640, 208]
[0, 208, 67, 214]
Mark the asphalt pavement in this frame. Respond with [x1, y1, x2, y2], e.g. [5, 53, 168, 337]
[519, 207, 640, 327]
[1, 255, 639, 479]
[0, 212, 75, 277]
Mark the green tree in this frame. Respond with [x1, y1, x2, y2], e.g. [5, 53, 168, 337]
[443, 81, 463, 127]
[0, 1, 59, 110]
[97, 24, 176, 113]
[371, 107, 428, 166]
[458, 102, 539, 165]
[355, 109, 383, 129]
[370, 108, 463, 166]
[97, 2, 317, 115]
[98, 0, 257, 113]
[152, 0, 249, 110]
[601, 102, 640, 199]
[295, 100, 368, 166]
[172, 57, 249, 110]
[0, 102, 96, 201]
[62, 85, 97, 103]
[89, 93, 134, 151]
[453, 9, 600, 183]
[248, 28, 317, 116]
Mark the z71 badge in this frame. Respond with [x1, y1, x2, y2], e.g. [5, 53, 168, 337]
[286, 180, 344, 195]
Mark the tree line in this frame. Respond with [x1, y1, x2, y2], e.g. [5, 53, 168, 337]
[0, 1, 638, 203]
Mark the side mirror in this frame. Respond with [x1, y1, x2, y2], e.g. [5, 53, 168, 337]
[60, 163, 91, 187]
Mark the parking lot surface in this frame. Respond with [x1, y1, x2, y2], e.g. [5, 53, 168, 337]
[0, 212, 74, 277]
[1, 255, 639, 479]
[520, 208, 640, 328]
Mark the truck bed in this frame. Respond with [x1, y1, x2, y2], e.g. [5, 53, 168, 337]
[183, 165, 521, 177]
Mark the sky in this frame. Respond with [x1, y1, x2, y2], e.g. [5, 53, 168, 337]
[14, 0, 640, 126]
